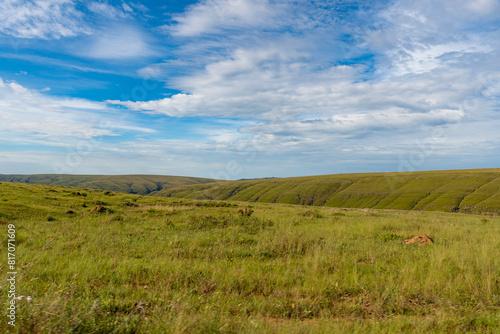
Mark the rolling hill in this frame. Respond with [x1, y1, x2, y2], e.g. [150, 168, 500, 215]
[0, 174, 216, 195]
[154, 169, 500, 214]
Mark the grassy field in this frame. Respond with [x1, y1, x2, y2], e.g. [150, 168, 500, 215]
[0, 174, 216, 196]
[156, 169, 500, 214]
[1, 181, 499, 333]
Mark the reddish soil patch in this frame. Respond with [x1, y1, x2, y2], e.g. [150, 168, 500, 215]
[404, 235, 433, 246]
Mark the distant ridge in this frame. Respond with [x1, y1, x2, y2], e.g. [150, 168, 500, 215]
[153, 169, 500, 214]
[2, 169, 500, 214]
[0, 174, 216, 195]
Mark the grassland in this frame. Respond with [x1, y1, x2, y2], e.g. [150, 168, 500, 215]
[0, 174, 216, 195]
[1, 181, 499, 333]
[156, 169, 500, 215]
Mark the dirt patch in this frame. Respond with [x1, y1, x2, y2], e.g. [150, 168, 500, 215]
[404, 235, 433, 246]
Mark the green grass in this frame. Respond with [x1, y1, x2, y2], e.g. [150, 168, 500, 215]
[1, 181, 500, 333]
[156, 169, 500, 214]
[0, 174, 216, 196]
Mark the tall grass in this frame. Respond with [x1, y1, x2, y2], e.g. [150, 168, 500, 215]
[0, 182, 499, 333]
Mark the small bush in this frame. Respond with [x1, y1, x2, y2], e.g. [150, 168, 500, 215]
[121, 201, 138, 207]
[90, 205, 113, 214]
[237, 208, 253, 217]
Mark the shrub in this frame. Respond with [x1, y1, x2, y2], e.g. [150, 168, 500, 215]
[237, 208, 253, 217]
[90, 205, 113, 214]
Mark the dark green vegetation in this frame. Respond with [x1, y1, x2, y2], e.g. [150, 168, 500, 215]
[0, 174, 215, 195]
[157, 169, 500, 214]
[1, 181, 499, 333]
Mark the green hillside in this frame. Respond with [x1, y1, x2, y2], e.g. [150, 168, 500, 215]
[155, 169, 500, 214]
[0, 174, 215, 195]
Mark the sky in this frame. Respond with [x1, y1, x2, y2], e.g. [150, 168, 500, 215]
[0, 0, 499, 179]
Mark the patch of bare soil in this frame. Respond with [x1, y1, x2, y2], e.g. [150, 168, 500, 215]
[404, 235, 433, 246]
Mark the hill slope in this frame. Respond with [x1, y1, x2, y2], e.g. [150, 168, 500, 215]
[0, 174, 216, 195]
[154, 169, 500, 214]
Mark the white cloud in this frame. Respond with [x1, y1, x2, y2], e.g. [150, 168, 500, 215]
[0, 0, 156, 63]
[387, 42, 492, 76]
[467, 0, 500, 14]
[0, 78, 153, 145]
[242, 109, 465, 137]
[169, 0, 277, 37]
[371, 0, 500, 77]
[122, 3, 133, 13]
[0, 51, 136, 75]
[74, 24, 157, 60]
[0, 0, 91, 39]
[86, 2, 130, 19]
[132, 0, 498, 124]
[111, 45, 484, 127]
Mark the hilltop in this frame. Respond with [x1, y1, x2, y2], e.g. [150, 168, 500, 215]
[0, 174, 215, 195]
[154, 169, 500, 214]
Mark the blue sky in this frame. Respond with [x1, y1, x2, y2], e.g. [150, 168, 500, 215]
[1, 0, 500, 179]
